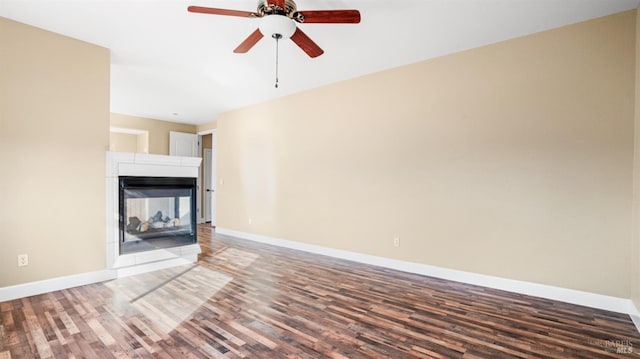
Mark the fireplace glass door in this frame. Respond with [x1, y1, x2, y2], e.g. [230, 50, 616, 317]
[119, 176, 197, 254]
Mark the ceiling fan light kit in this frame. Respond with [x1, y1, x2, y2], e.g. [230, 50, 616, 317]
[259, 15, 296, 39]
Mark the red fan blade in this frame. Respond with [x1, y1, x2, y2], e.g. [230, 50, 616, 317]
[295, 10, 360, 24]
[269, 0, 286, 10]
[188, 6, 257, 18]
[233, 29, 264, 53]
[290, 27, 324, 58]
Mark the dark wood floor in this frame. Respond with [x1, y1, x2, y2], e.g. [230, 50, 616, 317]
[1, 225, 639, 358]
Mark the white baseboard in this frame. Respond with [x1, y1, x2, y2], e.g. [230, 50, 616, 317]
[3, 228, 638, 334]
[0, 255, 199, 302]
[216, 227, 640, 322]
[0, 270, 116, 302]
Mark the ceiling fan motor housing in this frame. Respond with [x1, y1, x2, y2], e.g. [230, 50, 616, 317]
[257, 0, 298, 17]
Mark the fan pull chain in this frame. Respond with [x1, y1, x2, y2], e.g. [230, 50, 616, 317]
[273, 33, 282, 88]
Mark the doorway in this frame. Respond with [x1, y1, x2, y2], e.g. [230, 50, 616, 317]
[198, 130, 217, 226]
[204, 148, 212, 223]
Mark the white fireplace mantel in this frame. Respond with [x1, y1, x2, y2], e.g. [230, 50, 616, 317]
[106, 152, 202, 277]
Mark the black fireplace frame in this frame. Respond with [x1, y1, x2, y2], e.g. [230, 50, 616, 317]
[118, 176, 197, 254]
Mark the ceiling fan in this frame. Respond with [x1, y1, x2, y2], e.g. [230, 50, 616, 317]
[188, 0, 361, 58]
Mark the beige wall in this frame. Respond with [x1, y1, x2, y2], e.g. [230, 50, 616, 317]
[109, 130, 148, 153]
[202, 134, 212, 149]
[633, 9, 640, 309]
[110, 132, 138, 153]
[217, 11, 636, 298]
[0, 18, 110, 286]
[197, 121, 217, 133]
[110, 113, 196, 155]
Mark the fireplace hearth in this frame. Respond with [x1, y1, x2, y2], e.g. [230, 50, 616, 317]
[119, 176, 197, 254]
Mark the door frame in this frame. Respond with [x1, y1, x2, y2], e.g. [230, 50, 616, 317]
[203, 148, 212, 222]
[197, 128, 217, 227]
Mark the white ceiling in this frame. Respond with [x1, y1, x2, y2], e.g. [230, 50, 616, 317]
[1, 0, 638, 125]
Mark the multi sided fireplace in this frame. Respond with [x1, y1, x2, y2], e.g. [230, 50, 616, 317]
[106, 152, 201, 276]
[119, 176, 197, 254]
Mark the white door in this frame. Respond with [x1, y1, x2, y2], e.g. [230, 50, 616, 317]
[204, 149, 212, 223]
[210, 131, 217, 226]
[169, 131, 198, 157]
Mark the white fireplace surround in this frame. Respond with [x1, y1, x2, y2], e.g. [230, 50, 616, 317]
[106, 152, 202, 277]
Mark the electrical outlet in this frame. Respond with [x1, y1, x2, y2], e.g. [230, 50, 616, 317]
[17, 254, 28, 267]
[248, 217, 253, 225]
[393, 237, 400, 247]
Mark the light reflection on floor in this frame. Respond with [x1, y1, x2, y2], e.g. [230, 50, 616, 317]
[102, 249, 260, 335]
[213, 247, 260, 269]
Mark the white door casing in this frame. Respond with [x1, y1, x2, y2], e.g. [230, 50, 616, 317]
[210, 130, 217, 226]
[204, 148, 212, 223]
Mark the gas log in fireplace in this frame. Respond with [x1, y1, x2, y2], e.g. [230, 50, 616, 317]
[119, 176, 197, 254]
